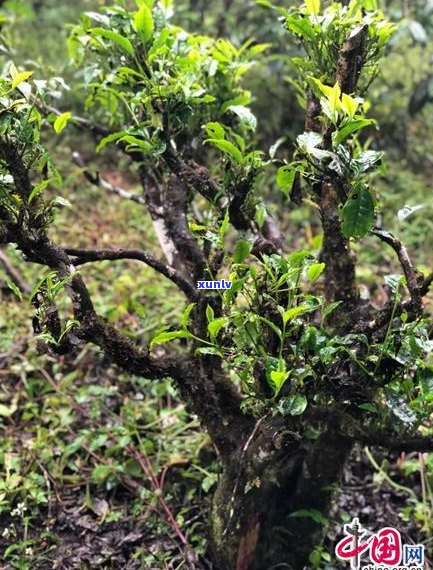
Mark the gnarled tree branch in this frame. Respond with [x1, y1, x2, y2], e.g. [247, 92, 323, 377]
[64, 246, 198, 301]
[371, 227, 423, 314]
[0, 135, 247, 455]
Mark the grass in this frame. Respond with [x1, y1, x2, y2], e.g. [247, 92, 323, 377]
[0, 163, 217, 569]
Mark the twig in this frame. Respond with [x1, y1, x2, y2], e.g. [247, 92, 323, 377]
[364, 446, 417, 499]
[126, 445, 190, 547]
[371, 227, 422, 313]
[74, 152, 193, 269]
[64, 246, 198, 301]
[72, 152, 146, 206]
[0, 249, 30, 293]
[163, 143, 224, 206]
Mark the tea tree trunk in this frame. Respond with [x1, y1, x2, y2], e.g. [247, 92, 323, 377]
[209, 418, 353, 569]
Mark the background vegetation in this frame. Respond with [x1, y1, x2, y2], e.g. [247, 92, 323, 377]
[0, 0, 433, 568]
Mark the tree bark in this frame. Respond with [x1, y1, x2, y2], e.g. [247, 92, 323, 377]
[209, 418, 353, 570]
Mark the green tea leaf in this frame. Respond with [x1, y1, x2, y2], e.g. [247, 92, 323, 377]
[334, 119, 374, 145]
[205, 122, 225, 140]
[269, 137, 286, 159]
[269, 370, 290, 395]
[233, 239, 251, 263]
[307, 262, 325, 283]
[180, 303, 195, 329]
[384, 273, 404, 294]
[309, 549, 322, 566]
[276, 166, 296, 196]
[28, 178, 52, 203]
[256, 0, 275, 8]
[283, 305, 310, 324]
[219, 210, 230, 241]
[305, 0, 320, 16]
[204, 138, 243, 163]
[265, 356, 279, 378]
[289, 508, 327, 524]
[120, 135, 153, 152]
[54, 112, 72, 134]
[134, 4, 154, 43]
[311, 78, 333, 99]
[150, 330, 192, 348]
[341, 186, 375, 239]
[353, 150, 382, 173]
[322, 301, 342, 319]
[227, 105, 257, 130]
[259, 317, 282, 340]
[286, 15, 315, 39]
[208, 317, 227, 339]
[96, 131, 126, 152]
[265, 357, 289, 396]
[297, 132, 329, 160]
[11, 70, 33, 89]
[359, 403, 379, 413]
[328, 82, 341, 113]
[51, 196, 71, 208]
[255, 204, 267, 228]
[90, 28, 134, 56]
[6, 279, 23, 301]
[397, 204, 425, 222]
[206, 304, 215, 323]
[277, 394, 307, 416]
[340, 93, 360, 118]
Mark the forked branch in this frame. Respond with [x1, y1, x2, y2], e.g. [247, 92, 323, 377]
[371, 227, 423, 314]
[162, 142, 283, 252]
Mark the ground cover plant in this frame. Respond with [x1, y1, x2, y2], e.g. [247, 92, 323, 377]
[1, 0, 433, 568]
